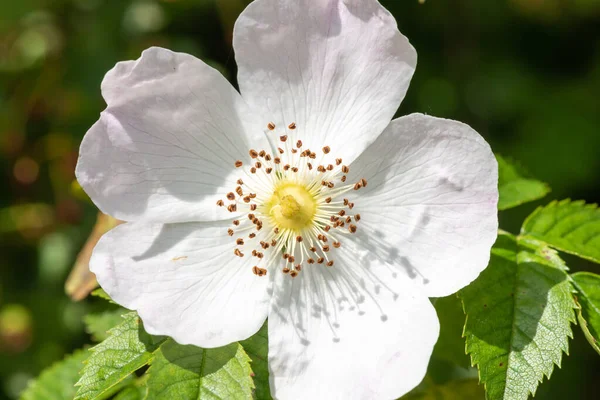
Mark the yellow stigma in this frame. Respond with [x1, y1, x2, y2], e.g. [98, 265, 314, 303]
[267, 182, 316, 231]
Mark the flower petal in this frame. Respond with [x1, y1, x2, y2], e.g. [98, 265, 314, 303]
[268, 243, 439, 399]
[90, 220, 270, 348]
[76, 47, 269, 223]
[348, 113, 498, 297]
[233, 0, 416, 164]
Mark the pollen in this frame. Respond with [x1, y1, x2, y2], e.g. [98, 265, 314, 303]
[217, 123, 366, 278]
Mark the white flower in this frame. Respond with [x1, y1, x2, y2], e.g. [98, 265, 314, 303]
[76, 0, 498, 398]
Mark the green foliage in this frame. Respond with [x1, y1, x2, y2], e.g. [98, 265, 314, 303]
[571, 272, 600, 355]
[459, 232, 576, 400]
[432, 295, 470, 369]
[521, 200, 600, 263]
[239, 322, 271, 400]
[91, 288, 115, 303]
[84, 308, 129, 342]
[403, 378, 484, 400]
[496, 155, 550, 210]
[75, 312, 167, 400]
[146, 341, 254, 400]
[20, 349, 88, 400]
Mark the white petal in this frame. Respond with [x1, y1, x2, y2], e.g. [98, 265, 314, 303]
[348, 113, 498, 297]
[90, 220, 270, 348]
[233, 0, 416, 164]
[268, 243, 439, 400]
[76, 47, 269, 223]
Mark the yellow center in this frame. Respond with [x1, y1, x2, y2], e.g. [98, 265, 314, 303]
[267, 183, 316, 231]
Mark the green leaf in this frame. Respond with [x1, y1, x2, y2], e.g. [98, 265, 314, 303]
[432, 295, 470, 369]
[459, 232, 576, 400]
[21, 349, 88, 400]
[91, 288, 114, 302]
[75, 312, 167, 400]
[146, 340, 254, 400]
[402, 378, 484, 400]
[83, 308, 129, 342]
[240, 322, 271, 400]
[571, 272, 600, 355]
[497, 155, 550, 210]
[521, 199, 600, 263]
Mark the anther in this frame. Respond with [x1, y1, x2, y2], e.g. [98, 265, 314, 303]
[274, 157, 281, 164]
[307, 258, 315, 264]
[249, 149, 258, 158]
[327, 164, 334, 171]
[333, 242, 341, 248]
[234, 249, 244, 257]
[346, 216, 352, 223]
[243, 196, 251, 203]
[288, 122, 296, 129]
[307, 163, 313, 170]
[323, 245, 330, 252]
[326, 260, 334, 267]
[227, 192, 235, 200]
[274, 227, 280, 234]
[259, 150, 266, 157]
[249, 233, 256, 238]
[295, 265, 302, 272]
[296, 236, 303, 242]
[355, 214, 361, 221]
[282, 267, 291, 274]
[255, 161, 262, 169]
[288, 256, 295, 263]
[292, 167, 298, 173]
[296, 140, 302, 148]
[291, 149, 298, 154]
[233, 220, 240, 226]
[236, 238, 244, 245]
[341, 165, 350, 174]
[266, 167, 273, 174]
[349, 224, 357, 233]
[327, 182, 334, 188]
[278, 148, 284, 154]
[248, 214, 255, 220]
[284, 165, 291, 171]
[280, 135, 288, 142]
[353, 182, 362, 190]
[348, 202, 354, 209]
[216, 200, 224, 207]
[228, 229, 234, 236]
[325, 197, 332, 203]
[250, 204, 257, 211]
[271, 239, 277, 247]
[336, 158, 342, 165]
[267, 122, 276, 130]
[290, 270, 298, 278]
[237, 179, 244, 185]
[249, 193, 257, 198]
[360, 178, 368, 187]
[250, 167, 257, 173]
[265, 154, 272, 161]
[227, 204, 237, 212]
[341, 176, 347, 182]
[310, 246, 317, 252]
[322, 146, 331, 154]
[338, 210, 346, 216]
[236, 186, 243, 196]
[324, 225, 331, 232]
[235, 160, 243, 168]
[317, 257, 324, 264]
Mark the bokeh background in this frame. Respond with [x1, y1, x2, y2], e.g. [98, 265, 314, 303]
[1, 0, 599, 399]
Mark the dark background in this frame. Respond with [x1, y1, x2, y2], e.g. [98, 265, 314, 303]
[1, 0, 599, 399]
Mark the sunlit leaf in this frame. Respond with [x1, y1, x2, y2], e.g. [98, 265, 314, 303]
[571, 272, 600, 355]
[83, 308, 129, 342]
[21, 349, 88, 400]
[459, 232, 576, 400]
[240, 322, 271, 400]
[497, 155, 550, 210]
[521, 199, 600, 263]
[75, 312, 166, 400]
[146, 340, 254, 400]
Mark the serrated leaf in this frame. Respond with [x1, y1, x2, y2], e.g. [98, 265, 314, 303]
[146, 340, 254, 400]
[521, 199, 600, 263]
[571, 272, 600, 355]
[432, 295, 470, 368]
[240, 322, 271, 400]
[21, 349, 88, 400]
[459, 232, 576, 400]
[84, 308, 129, 342]
[91, 288, 113, 302]
[497, 155, 550, 210]
[75, 312, 167, 400]
[402, 378, 484, 400]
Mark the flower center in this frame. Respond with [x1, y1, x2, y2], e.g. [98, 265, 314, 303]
[268, 183, 316, 231]
[216, 122, 367, 278]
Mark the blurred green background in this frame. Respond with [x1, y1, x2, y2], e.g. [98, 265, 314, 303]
[1, 0, 599, 399]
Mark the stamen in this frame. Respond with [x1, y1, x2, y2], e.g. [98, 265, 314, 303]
[267, 122, 276, 130]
